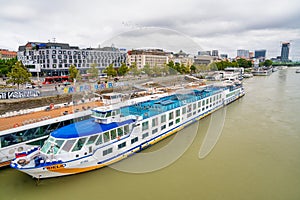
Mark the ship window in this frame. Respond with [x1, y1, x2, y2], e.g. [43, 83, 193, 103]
[124, 125, 129, 134]
[210, 97, 212, 103]
[169, 121, 174, 127]
[106, 111, 112, 117]
[103, 147, 113, 156]
[86, 135, 98, 145]
[152, 118, 158, 127]
[182, 107, 186, 114]
[40, 137, 55, 154]
[161, 124, 166, 130]
[103, 132, 110, 142]
[142, 121, 149, 131]
[202, 100, 205, 106]
[95, 135, 103, 145]
[169, 112, 174, 120]
[131, 137, 138, 144]
[161, 115, 166, 123]
[142, 132, 149, 139]
[187, 113, 192, 118]
[110, 129, 117, 140]
[72, 138, 87, 152]
[52, 140, 65, 154]
[206, 99, 209, 104]
[176, 109, 180, 117]
[152, 128, 158, 134]
[193, 103, 196, 110]
[187, 105, 192, 112]
[60, 139, 76, 153]
[176, 118, 180, 124]
[117, 128, 123, 137]
[198, 102, 201, 107]
[118, 142, 126, 149]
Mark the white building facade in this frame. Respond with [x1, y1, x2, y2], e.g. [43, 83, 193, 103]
[127, 49, 169, 69]
[18, 42, 126, 76]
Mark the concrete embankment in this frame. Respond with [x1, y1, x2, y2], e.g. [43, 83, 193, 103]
[0, 94, 74, 115]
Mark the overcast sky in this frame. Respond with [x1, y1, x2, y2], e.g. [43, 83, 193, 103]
[1, 0, 300, 60]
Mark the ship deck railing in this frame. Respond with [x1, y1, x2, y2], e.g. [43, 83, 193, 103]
[120, 87, 224, 119]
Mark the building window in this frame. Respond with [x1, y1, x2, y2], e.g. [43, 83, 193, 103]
[131, 137, 138, 144]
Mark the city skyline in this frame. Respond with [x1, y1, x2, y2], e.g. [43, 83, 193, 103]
[0, 0, 300, 60]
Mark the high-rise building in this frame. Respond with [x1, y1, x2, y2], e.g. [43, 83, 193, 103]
[18, 42, 126, 76]
[211, 50, 219, 57]
[249, 52, 254, 59]
[237, 49, 249, 59]
[220, 54, 228, 59]
[198, 51, 211, 56]
[254, 50, 266, 59]
[281, 42, 290, 62]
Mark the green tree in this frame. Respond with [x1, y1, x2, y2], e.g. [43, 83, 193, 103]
[0, 57, 17, 76]
[129, 62, 140, 77]
[69, 64, 81, 82]
[208, 62, 218, 71]
[87, 63, 99, 79]
[161, 63, 169, 75]
[152, 65, 161, 76]
[142, 63, 153, 76]
[103, 64, 117, 77]
[182, 63, 191, 74]
[190, 65, 196, 73]
[264, 60, 273, 67]
[118, 63, 129, 76]
[6, 61, 32, 89]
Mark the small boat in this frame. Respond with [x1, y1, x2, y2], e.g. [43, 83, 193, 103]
[296, 69, 300, 73]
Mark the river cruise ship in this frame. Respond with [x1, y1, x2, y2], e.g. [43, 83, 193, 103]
[11, 83, 245, 178]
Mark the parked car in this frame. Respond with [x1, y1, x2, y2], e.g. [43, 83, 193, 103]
[25, 83, 35, 89]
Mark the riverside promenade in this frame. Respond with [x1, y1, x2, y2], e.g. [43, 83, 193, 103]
[0, 100, 102, 131]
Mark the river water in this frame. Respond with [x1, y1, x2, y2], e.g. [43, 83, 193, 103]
[1, 68, 300, 200]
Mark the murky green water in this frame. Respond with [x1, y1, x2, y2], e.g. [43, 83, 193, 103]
[1, 68, 300, 200]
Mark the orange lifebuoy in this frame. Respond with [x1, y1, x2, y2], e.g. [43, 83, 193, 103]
[13, 123, 19, 128]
